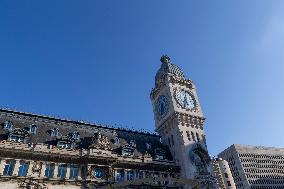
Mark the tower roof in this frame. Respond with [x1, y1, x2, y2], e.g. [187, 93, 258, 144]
[155, 55, 185, 86]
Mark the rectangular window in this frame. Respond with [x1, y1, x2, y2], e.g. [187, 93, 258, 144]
[58, 164, 67, 180]
[171, 135, 174, 145]
[69, 164, 78, 180]
[45, 163, 55, 179]
[224, 173, 228, 178]
[18, 161, 29, 177]
[3, 160, 15, 176]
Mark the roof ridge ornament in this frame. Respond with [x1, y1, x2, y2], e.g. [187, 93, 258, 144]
[160, 54, 171, 64]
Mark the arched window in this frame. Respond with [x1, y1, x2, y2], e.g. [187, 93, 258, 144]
[3, 121, 13, 130]
[51, 128, 60, 137]
[191, 131, 196, 141]
[145, 142, 151, 150]
[196, 132, 200, 142]
[114, 137, 120, 145]
[130, 140, 136, 147]
[30, 125, 37, 134]
[71, 131, 80, 140]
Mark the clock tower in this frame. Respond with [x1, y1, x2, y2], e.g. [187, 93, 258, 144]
[150, 55, 217, 189]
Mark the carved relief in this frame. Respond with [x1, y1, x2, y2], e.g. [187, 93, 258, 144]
[18, 180, 47, 189]
[31, 161, 42, 177]
[91, 132, 111, 150]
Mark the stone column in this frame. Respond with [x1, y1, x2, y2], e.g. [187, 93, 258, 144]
[12, 159, 20, 176]
[40, 162, 46, 178]
[53, 163, 59, 179]
[66, 164, 70, 180]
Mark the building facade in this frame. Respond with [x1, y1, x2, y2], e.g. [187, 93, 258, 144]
[212, 158, 236, 189]
[218, 144, 284, 189]
[0, 55, 219, 189]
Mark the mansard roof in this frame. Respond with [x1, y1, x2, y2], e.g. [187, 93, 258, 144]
[0, 108, 173, 160]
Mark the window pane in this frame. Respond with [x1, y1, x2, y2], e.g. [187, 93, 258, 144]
[69, 164, 78, 180]
[58, 164, 67, 180]
[116, 169, 124, 182]
[45, 163, 55, 178]
[18, 161, 29, 177]
[3, 160, 15, 176]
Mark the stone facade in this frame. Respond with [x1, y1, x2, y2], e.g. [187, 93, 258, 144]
[218, 144, 284, 189]
[212, 158, 236, 189]
[0, 55, 221, 189]
[0, 108, 181, 189]
[150, 55, 218, 189]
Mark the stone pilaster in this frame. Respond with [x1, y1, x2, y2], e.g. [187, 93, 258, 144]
[0, 159, 5, 176]
[12, 159, 20, 176]
[66, 164, 70, 179]
[53, 163, 59, 179]
[40, 162, 46, 178]
[27, 161, 33, 177]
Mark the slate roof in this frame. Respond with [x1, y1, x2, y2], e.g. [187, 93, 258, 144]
[0, 108, 173, 160]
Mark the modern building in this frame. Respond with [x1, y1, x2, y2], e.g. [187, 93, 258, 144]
[212, 158, 236, 189]
[0, 55, 218, 189]
[218, 144, 284, 189]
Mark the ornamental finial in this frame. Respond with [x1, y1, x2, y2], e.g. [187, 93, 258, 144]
[160, 54, 171, 64]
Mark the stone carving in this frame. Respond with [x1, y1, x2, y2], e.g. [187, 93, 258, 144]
[18, 180, 47, 189]
[98, 133, 111, 149]
[144, 151, 152, 158]
[91, 132, 111, 150]
[160, 54, 171, 64]
[31, 162, 42, 177]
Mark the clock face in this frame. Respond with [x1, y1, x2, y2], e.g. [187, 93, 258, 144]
[176, 89, 196, 110]
[156, 95, 169, 118]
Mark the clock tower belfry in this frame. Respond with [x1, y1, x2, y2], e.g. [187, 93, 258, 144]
[150, 55, 217, 189]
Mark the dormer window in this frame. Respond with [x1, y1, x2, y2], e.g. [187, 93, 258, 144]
[129, 140, 136, 147]
[154, 148, 166, 160]
[8, 128, 29, 143]
[57, 141, 73, 149]
[3, 121, 13, 130]
[71, 131, 80, 140]
[122, 145, 134, 157]
[51, 128, 60, 137]
[30, 125, 37, 134]
[145, 143, 151, 150]
[114, 137, 120, 145]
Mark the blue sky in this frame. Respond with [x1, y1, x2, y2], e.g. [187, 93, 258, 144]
[0, 1, 284, 155]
